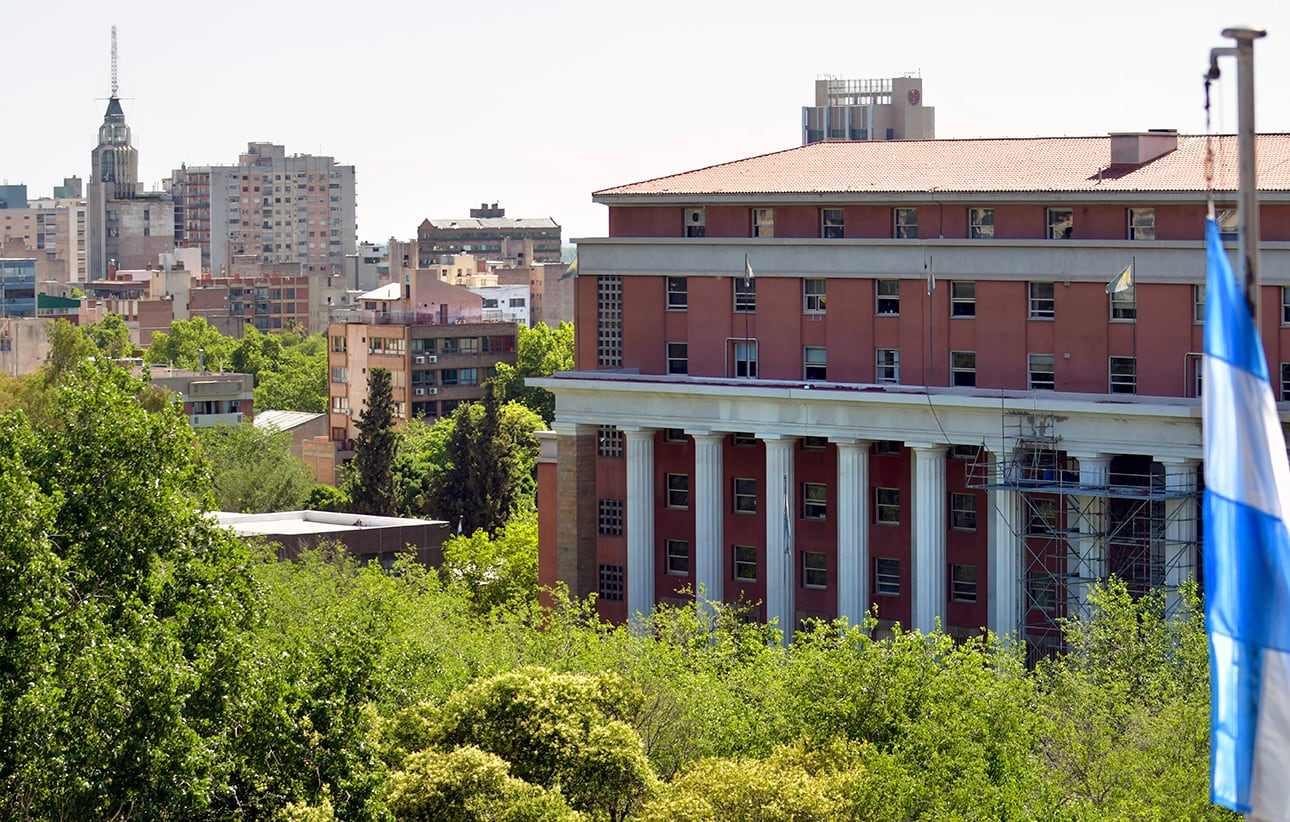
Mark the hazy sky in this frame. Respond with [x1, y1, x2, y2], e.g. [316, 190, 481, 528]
[5, 0, 1290, 245]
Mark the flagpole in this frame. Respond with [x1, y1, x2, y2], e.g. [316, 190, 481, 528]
[1209, 26, 1266, 321]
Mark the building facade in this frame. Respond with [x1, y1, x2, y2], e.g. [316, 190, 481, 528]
[536, 131, 1290, 655]
[416, 204, 562, 266]
[802, 75, 934, 145]
[147, 367, 254, 428]
[169, 142, 357, 276]
[0, 179, 87, 283]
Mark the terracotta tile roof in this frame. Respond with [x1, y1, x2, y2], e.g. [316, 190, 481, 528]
[594, 135, 1290, 198]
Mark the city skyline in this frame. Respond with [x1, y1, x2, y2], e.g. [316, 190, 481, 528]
[4, 0, 1290, 248]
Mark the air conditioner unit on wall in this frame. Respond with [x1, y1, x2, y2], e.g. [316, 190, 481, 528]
[414, 355, 426, 364]
[427, 355, 437, 363]
[414, 387, 425, 396]
[427, 387, 439, 395]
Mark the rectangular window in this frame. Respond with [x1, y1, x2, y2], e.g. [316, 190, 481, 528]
[667, 277, 688, 310]
[1282, 364, 1290, 401]
[734, 277, 756, 312]
[666, 473, 690, 509]
[968, 207, 995, 239]
[802, 482, 827, 520]
[459, 368, 479, 386]
[875, 487, 900, 524]
[330, 366, 348, 384]
[1128, 208, 1156, 240]
[733, 478, 757, 514]
[894, 208, 918, 239]
[1029, 282, 1055, 319]
[598, 425, 623, 458]
[751, 208, 774, 238]
[459, 338, 479, 354]
[803, 551, 828, 589]
[804, 346, 827, 381]
[732, 432, 757, 447]
[734, 341, 757, 378]
[1028, 498, 1058, 534]
[733, 545, 757, 582]
[876, 349, 899, 384]
[951, 492, 978, 531]
[951, 351, 977, 387]
[876, 279, 900, 315]
[597, 275, 623, 367]
[598, 499, 624, 535]
[1217, 207, 1238, 241]
[1282, 286, 1290, 326]
[329, 334, 347, 353]
[802, 436, 828, 451]
[803, 278, 827, 314]
[821, 208, 844, 239]
[1111, 286, 1136, 321]
[1028, 353, 1055, 391]
[665, 428, 688, 443]
[950, 281, 976, 317]
[1047, 208, 1074, 239]
[950, 564, 978, 603]
[684, 207, 706, 237]
[598, 564, 624, 601]
[1110, 356, 1136, 394]
[439, 369, 459, 386]
[666, 539, 690, 576]
[1027, 572, 1056, 614]
[667, 342, 688, 375]
[875, 557, 901, 596]
[873, 440, 901, 456]
[1195, 284, 1207, 324]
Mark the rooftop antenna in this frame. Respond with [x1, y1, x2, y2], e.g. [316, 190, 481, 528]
[110, 25, 119, 97]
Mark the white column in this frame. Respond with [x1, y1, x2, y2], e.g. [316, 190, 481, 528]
[691, 431, 725, 608]
[988, 479, 1021, 640]
[1067, 452, 1112, 621]
[623, 426, 656, 630]
[909, 444, 948, 634]
[833, 438, 871, 626]
[764, 434, 797, 643]
[1161, 457, 1200, 616]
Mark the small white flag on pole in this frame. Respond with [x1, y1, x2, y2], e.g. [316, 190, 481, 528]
[744, 253, 755, 286]
[1106, 262, 1134, 294]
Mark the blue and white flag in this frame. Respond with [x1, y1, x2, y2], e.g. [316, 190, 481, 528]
[1204, 216, 1290, 819]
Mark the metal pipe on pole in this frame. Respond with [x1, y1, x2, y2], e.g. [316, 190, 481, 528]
[1209, 26, 1266, 322]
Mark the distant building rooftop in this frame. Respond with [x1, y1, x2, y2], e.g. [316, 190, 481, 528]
[213, 509, 451, 568]
[255, 409, 326, 432]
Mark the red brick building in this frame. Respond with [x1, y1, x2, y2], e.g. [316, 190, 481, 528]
[536, 132, 1290, 655]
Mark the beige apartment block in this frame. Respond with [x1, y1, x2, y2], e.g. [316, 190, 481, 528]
[802, 74, 935, 144]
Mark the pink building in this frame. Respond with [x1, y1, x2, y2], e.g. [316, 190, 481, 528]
[536, 131, 1290, 657]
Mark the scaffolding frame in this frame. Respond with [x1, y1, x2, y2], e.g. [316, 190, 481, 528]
[968, 412, 1201, 663]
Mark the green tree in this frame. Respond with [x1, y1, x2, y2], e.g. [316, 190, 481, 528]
[440, 510, 539, 612]
[145, 316, 236, 370]
[349, 366, 400, 515]
[198, 421, 316, 512]
[254, 343, 328, 412]
[83, 312, 135, 358]
[430, 384, 541, 533]
[387, 746, 583, 822]
[0, 359, 261, 819]
[42, 317, 95, 383]
[419, 667, 656, 821]
[491, 322, 574, 424]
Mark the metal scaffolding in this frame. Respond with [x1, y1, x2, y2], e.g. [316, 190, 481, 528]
[968, 412, 1201, 663]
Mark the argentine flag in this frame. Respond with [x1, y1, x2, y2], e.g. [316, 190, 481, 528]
[1204, 216, 1290, 819]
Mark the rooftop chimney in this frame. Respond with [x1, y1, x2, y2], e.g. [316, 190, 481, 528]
[1110, 130, 1178, 165]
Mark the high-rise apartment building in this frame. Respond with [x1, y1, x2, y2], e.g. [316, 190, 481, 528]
[0, 179, 88, 283]
[802, 75, 934, 145]
[169, 142, 357, 276]
[534, 130, 1290, 659]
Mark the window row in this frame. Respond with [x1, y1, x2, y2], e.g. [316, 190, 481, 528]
[656, 478, 981, 528]
[656, 542, 977, 602]
[665, 276, 1137, 321]
[674, 206, 1237, 241]
[663, 343, 1136, 393]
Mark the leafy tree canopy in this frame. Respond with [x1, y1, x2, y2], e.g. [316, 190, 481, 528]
[492, 321, 573, 424]
[197, 421, 316, 512]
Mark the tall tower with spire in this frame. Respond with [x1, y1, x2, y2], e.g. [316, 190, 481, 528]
[87, 26, 174, 281]
[90, 26, 138, 200]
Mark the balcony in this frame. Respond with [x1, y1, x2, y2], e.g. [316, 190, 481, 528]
[328, 308, 500, 326]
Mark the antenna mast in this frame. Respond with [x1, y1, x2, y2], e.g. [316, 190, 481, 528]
[110, 25, 118, 97]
